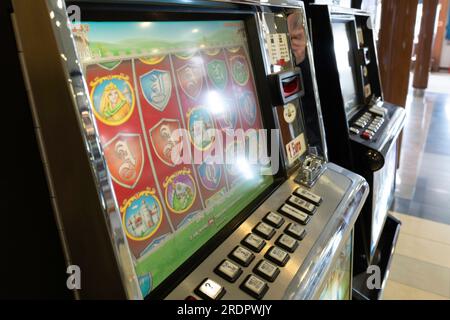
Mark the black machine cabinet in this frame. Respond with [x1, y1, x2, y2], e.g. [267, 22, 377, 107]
[306, 4, 405, 299]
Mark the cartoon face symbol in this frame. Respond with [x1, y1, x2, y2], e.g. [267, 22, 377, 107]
[108, 88, 120, 105]
[91, 77, 135, 126]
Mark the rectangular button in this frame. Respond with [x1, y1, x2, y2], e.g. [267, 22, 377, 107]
[240, 275, 269, 299]
[275, 234, 298, 253]
[294, 187, 322, 206]
[287, 195, 317, 215]
[279, 204, 310, 225]
[229, 246, 255, 267]
[215, 260, 242, 283]
[195, 279, 225, 300]
[265, 246, 290, 266]
[254, 260, 280, 282]
[285, 223, 307, 240]
[263, 212, 285, 228]
[242, 234, 266, 253]
[253, 222, 276, 240]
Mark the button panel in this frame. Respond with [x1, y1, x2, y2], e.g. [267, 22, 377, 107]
[350, 109, 387, 140]
[190, 184, 323, 300]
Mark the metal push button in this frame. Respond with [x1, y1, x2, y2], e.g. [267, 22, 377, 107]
[287, 195, 317, 215]
[265, 246, 290, 266]
[229, 246, 255, 267]
[242, 234, 266, 253]
[195, 279, 226, 300]
[254, 260, 280, 282]
[275, 234, 299, 253]
[240, 275, 269, 300]
[214, 260, 243, 283]
[279, 204, 311, 225]
[253, 222, 276, 240]
[285, 223, 307, 240]
[263, 212, 285, 228]
[293, 187, 322, 206]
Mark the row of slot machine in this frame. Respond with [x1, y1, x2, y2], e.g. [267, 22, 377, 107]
[6, 0, 404, 300]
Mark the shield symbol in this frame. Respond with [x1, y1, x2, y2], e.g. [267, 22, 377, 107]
[207, 60, 228, 90]
[104, 133, 144, 189]
[230, 55, 250, 86]
[149, 119, 183, 167]
[140, 69, 172, 112]
[176, 63, 203, 100]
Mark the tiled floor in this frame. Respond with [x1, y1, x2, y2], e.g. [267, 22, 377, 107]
[383, 72, 450, 300]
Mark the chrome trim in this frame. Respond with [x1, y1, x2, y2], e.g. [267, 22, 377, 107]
[284, 162, 369, 299]
[71, 0, 303, 9]
[377, 214, 401, 299]
[377, 105, 406, 157]
[300, 3, 329, 162]
[13, 0, 142, 299]
[49, 0, 142, 299]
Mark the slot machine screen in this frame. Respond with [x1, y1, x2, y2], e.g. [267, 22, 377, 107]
[331, 21, 359, 118]
[73, 20, 273, 296]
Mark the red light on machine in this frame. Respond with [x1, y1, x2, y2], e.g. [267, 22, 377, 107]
[268, 68, 304, 106]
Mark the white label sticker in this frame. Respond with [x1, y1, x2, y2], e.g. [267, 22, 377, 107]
[266, 33, 291, 65]
[283, 103, 297, 124]
[286, 133, 306, 165]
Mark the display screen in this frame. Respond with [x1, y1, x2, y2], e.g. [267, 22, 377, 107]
[371, 141, 397, 256]
[319, 233, 353, 300]
[331, 21, 359, 118]
[73, 20, 273, 296]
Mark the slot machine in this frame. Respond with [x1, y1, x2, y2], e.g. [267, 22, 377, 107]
[306, 4, 406, 299]
[11, 0, 368, 300]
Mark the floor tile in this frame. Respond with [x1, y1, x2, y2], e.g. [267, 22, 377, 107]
[391, 212, 450, 246]
[395, 232, 450, 269]
[388, 254, 450, 298]
[391, 197, 411, 214]
[407, 201, 450, 226]
[383, 280, 448, 300]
